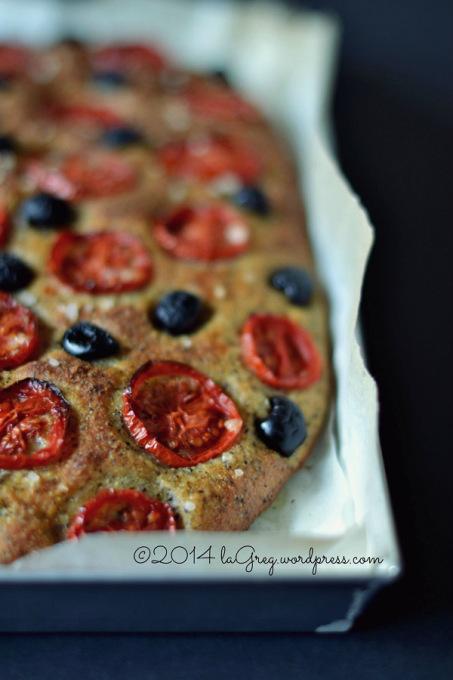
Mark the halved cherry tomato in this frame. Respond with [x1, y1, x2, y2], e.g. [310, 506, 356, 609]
[26, 151, 137, 201]
[0, 378, 70, 470]
[0, 205, 10, 247]
[154, 203, 250, 262]
[123, 360, 243, 468]
[92, 43, 166, 73]
[0, 292, 39, 370]
[67, 488, 176, 538]
[0, 44, 30, 78]
[241, 313, 322, 390]
[48, 230, 153, 294]
[158, 134, 261, 183]
[47, 104, 123, 128]
[185, 82, 259, 122]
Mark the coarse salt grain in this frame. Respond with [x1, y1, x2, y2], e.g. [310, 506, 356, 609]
[25, 471, 40, 485]
[99, 298, 114, 311]
[183, 500, 196, 512]
[180, 336, 192, 349]
[17, 291, 37, 306]
[61, 302, 79, 322]
[48, 357, 60, 367]
[222, 452, 233, 464]
[225, 223, 248, 245]
[210, 173, 242, 196]
[213, 284, 226, 300]
[234, 468, 244, 478]
[224, 418, 242, 433]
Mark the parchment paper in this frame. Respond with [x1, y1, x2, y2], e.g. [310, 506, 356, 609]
[0, 0, 400, 580]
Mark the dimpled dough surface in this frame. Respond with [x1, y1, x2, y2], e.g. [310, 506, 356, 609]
[0, 42, 331, 562]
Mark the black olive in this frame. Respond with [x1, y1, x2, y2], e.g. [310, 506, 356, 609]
[210, 69, 231, 87]
[231, 185, 270, 216]
[100, 126, 143, 148]
[92, 70, 128, 88]
[61, 322, 119, 361]
[20, 193, 76, 229]
[256, 396, 307, 457]
[269, 267, 314, 306]
[0, 253, 34, 292]
[0, 134, 17, 154]
[153, 291, 205, 336]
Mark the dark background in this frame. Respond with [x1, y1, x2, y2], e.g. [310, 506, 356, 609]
[1, 0, 452, 677]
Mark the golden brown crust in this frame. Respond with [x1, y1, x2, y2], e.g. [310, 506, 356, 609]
[0, 42, 331, 563]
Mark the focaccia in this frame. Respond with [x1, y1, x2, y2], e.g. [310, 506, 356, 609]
[0, 41, 331, 563]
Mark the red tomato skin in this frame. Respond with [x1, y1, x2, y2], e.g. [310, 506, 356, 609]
[0, 44, 31, 77]
[241, 314, 323, 390]
[48, 231, 153, 294]
[92, 43, 166, 73]
[0, 378, 70, 470]
[158, 135, 261, 183]
[26, 153, 137, 202]
[154, 203, 250, 262]
[67, 488, 176, 539]
[48, 104, 123, 127]
[0, 206, 10, 248]
[122, 360, 243, 468]
[0, 292, 39, 370]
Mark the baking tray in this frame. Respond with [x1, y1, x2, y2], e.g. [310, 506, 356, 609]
[0, 0, 401, 632]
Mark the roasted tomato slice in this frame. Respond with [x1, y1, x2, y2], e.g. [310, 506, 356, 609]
[48, 230, 153, 294]
[0, 44, 31, 77]
[0, 292, 39, 370]
[0, 205, 10, 248]
[158, 134, 261, 183]
[154, 203, 250, 262]
[123, 360, 243, 468]
[26, 151, 137, 201]
[92, 43, 166, 73]
[185, 82, 259, 122]
[0, 378, 70, 470]
[67, 488, 176, 538]
[47, 104, 123, 128]
[241, 313, 322, 390]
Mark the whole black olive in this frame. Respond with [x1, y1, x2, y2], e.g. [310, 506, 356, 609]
[256, 396, 307, 457]
[62, 322, 119, 361]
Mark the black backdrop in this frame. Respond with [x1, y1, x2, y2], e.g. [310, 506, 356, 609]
[317, 0, 453, 633]
[1, 0, 452, 677]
